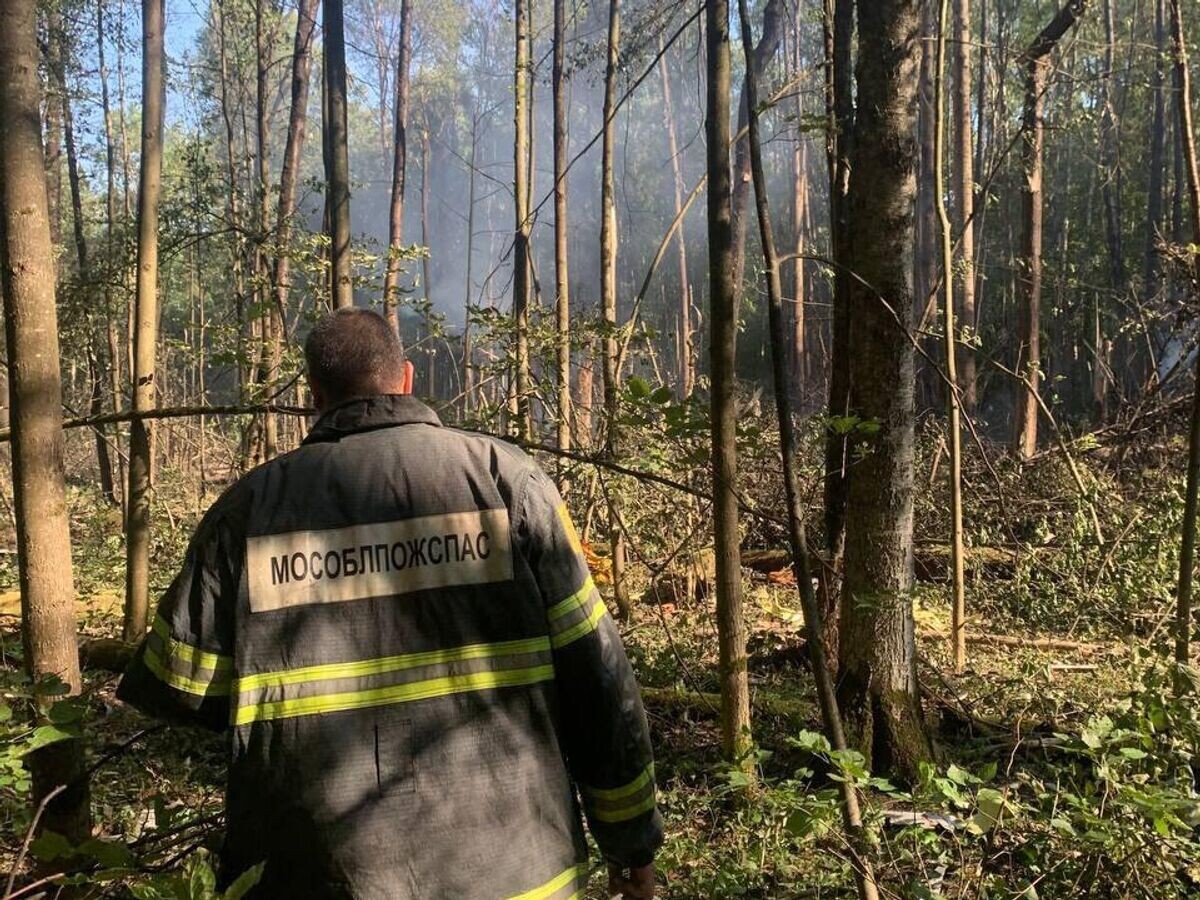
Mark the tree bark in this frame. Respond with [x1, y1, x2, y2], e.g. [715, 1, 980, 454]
[736, 1, 877, 891]
[1170, 0, 1200, 665]
[659, 37, 693, 398]
[1099, 0, 1124, 296]
[553, 0, 572, 481]
[383, 0, 412, 333]
[0, 0, 91, 841]
[255, 0, 278, 458]
[1145, 0, 1166, 304]
[324, 0, 353, 308]
[1013, 1, 1086, 460]
[836, 0, 934, 780]
[124, 0, 165, 642]
[600, 0, 630, 616]
[706, 0, 752, 767]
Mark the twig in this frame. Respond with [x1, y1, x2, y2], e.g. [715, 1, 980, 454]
[4, 784, 66, 898]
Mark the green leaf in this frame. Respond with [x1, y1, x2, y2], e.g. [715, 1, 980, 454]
[78, 838, 136, 869]
[222, 863, 265, 900]
[650, 386, 673, 404]
[1118, 747, 1148, 760]
[627, 376, 651, 399]
[23, 724, 76, 754]
[969, 787, 1007, 834]
[29, 830, 73, 862]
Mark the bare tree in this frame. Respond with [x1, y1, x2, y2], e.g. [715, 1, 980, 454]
[0, 0, 91, 841]
[600, 0, 630, 615]
[659, 36, 693, 398]
[953, 0, 977, 410]
[837, 0, 933, 778]
[512, 0, 532, 436]
[1171, 0, 1200, 665]
[706, 0, 751, 766]
[1013, 1, 1086, 460]
[553, 0, 572, 480]
[325, 0, 354, 308]
[124, 0, 165, 641]
[383, 0, 412, 333]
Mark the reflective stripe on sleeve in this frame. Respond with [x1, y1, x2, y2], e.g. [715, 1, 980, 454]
[233, 637, 555, 725]
[546, 577, 607, 649]
[143, 615, 232, 697]
[581, 764, 657, 824]
[506, 862, 588, 900]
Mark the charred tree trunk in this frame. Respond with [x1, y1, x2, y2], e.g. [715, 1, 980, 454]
[0, 0, 92, 841]
[1013, 1, 1086, 460]
[124, 0, 164, 641]
[837, 0, 934, 780]
[383, 0, 412, 333]
[324, 0, 353, 308]
[706, 0, 752, 767]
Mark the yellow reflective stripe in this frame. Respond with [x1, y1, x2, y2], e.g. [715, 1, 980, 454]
[235, 665, 555, 725]
[507, 863, 588, 900]
[589, 792, 656, 824]
[235, 636, 551, 693]
[144, 644, 231, 697]
[151, 615, 232, 674]
[550, 596, 607, 649]
[583, 764, 654, 802]
[547, 577, 595, 623]
[556, 504, 584, 558]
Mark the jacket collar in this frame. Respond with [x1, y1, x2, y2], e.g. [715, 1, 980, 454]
[303, 394, 442, 444]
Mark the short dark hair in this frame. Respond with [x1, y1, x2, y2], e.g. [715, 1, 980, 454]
[304, 308, 406, 402]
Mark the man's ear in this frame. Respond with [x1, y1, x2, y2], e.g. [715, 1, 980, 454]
[400, 360, 414, 395]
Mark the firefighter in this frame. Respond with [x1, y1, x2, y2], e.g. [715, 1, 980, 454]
[118, 308, 662, 899]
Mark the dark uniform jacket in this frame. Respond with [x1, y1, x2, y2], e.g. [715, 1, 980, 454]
[118, 395, 663, 899]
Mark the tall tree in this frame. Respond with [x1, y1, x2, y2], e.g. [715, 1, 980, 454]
[1145, 0, 1167, 306]
[124, 0, 165, 641]
[271, 0, 319, 359]
[383, 0, 412, 333]
[953, 0, 977, 410]
[1013, 1, 1087, 460]
[823, 0, 854, 559]
[600, 0, 630, 615]
[836, 0, 933, 778]
[324, 0, 354, 308]
[0, 0, 91, 841]
[737, 0, 877, 891]
[553, 0, 571, 476]
[936, 0, 968, 674]
[706, 0, 752, 766]
[1171, 0, 1200, 665]
[512, 0, 532, 436]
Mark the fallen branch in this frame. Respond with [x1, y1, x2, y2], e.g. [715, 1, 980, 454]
[917, 629, 1109, 654]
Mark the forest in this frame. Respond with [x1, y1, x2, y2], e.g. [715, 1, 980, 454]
[3, 0, 1200, 894]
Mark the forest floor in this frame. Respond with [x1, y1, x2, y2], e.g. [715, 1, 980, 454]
[2, 420, 1199, 898]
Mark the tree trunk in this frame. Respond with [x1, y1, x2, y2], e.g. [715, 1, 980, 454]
[463, 109, 479, 411]
[823, 0, 854, 560]
[1170, 0, 1200, 664]
[1099, 0, 1124, 298]
[383, 0, 412, 333]
[324, 0, 353, 309]
[420, 125, 436, 398]
[43, 8, 63, 261]
[706, 0, 752, 767]
[936, 0, 968, 675]
[124, 0, 164, 642]
[659, 37, 693, 398]
[914, 0, 938, 407]
[0, 0, 91, 841]
[1145, 0, 1166, 304]
[512, 0, 532, 437]
[836, 0, 933, 780]
[600, 0, 630, 616]
[553, 0, 572, 482]
[1013, 2, 1086, 460]
[736, 1, 877, 891]
[271, 0, 318, 417]
[255, 0, 278, 458]
[729, 0, 786, 304]
[215, 0, 248, 397]
[953, 0, 977, 412]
